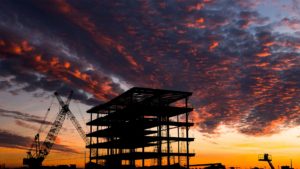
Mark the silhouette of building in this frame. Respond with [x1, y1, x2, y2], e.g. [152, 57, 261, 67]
[190, 163, 226, 169]
[86, 87, 195, 168]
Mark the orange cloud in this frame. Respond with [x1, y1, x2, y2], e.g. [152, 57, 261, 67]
[0, 38, 119, 102]
[256, 52, 271, 57]
[186, 23, 206, 29]
[52, 0, 143, 72]
[0, 39, 5, 46]
[256, 48, 271, 57]
[64, 62, 71, 69]
[21, 41, 33, 52]
[50, 57, 59, 66]
[186, 17, 206, 29]
[196, 18, 205, 24]
[12, 44, 22, 55]
[188, 3, 205, 11]
[35, 55, 42, 62]
[209, 41, 219, 51]
[263, 41, 275, 47]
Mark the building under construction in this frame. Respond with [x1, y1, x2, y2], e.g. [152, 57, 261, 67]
[86, 87, 195, 169]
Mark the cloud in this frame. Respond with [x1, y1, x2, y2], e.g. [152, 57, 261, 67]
[0, 130, 79, 153]
[0, 0, 300, 136]
[0, 80, 11, 90]
[15, 120, 40, 131]
[0, 34, 120, 105]
[1, 109, 73, 134]
[0, 130, 32, 149]
[0, 108, 52, 125]
[279, 17, 300, 30]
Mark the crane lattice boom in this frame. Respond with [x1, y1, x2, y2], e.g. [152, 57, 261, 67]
[23, 91, 89, 168]
[42, 108, 67, 156]
[54, 91, 88, 144]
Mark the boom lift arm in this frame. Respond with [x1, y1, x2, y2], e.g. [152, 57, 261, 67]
[258, 153, 275, 169]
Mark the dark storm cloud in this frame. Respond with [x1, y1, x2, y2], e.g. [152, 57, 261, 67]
[1, 0, 300, 136]
[0, 130, 79, 153]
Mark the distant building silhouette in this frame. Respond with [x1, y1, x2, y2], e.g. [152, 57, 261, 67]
[86, 87, 195, 168]
[189, 163, 225, 169]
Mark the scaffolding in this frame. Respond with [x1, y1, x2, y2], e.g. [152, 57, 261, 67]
[86, 87, 195, 169]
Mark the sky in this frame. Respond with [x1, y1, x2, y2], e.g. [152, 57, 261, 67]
[1, 0, 300, 168]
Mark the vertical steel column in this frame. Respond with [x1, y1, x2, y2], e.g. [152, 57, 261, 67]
[110, 107, 113, 156]
[177, 115, 180, 164]
[158, 94, 162, 167]
[142, 147, 145, 167]
[107, 108, 110, 157]
[130, 148, 135, 166]
[167, 116, 170, 166]
[185, 97, 189, 169]
[89, 113, 92, 162]
[96, 112, 99, 164]
[129, 93, 135, 167]
[142, 113, 145, 168]
[158, 115, 162, 167]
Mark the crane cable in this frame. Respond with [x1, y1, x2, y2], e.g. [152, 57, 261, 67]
[75, 101, 88, 132]
[38, 94, 55, 134]
[29, 94, 55, 153]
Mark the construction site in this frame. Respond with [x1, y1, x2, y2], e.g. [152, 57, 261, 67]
[20, 87, 195, 169]
[19, 87, 296, 169]
[86, 87, 194, 169]
[2, 1, 300, 169]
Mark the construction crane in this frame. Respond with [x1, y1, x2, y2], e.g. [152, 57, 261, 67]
[258, 153, 275, 169]
[23, 91, 88, 168]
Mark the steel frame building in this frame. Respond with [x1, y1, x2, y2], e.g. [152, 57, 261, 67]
[86, 87, 195, 168]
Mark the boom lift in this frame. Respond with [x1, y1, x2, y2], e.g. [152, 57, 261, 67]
[258, 153, 275, 169]
[23, 91, 89, 168]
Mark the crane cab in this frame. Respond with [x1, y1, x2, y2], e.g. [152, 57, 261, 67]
[23, 156, 44, 168]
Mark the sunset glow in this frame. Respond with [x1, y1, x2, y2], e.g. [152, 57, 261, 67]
[1, 0, 300, 168]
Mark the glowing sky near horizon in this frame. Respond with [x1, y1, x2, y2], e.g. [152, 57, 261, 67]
[1, 0, 300, 168]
